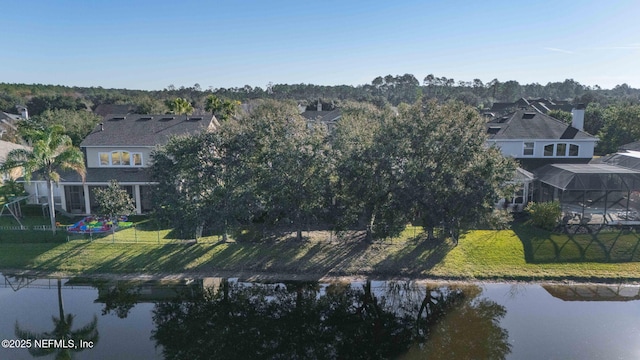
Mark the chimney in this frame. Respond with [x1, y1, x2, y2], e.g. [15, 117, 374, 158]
[571, 104, 585, 131]
[16, 105, 28, 120]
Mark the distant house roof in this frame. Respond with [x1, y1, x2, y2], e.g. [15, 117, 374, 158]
[598, 151, 640, 171]
[300, 109, 341, 123]
[93, 104, 137, 118]
[619, 141, 640, 152]
[0, 112, 22, 122]
[0, 140, 30, 163]
[488, 98, 574, 115]
[80, 114, 217, 147]
[486, 110, 597, 140]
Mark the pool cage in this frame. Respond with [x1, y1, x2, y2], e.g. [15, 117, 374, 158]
[534, 164, 640, 225]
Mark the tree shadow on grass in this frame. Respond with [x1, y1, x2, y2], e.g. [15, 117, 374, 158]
[24, 241, 95, 271]
[86, 243, 214, 274]
[372, 233, 455, 276]
[512, 223, 640, 263]
[195, 237, 372, 279]
[0, 242, 67, 272]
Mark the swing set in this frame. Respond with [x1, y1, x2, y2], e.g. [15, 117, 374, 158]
[0, 195, 32, 227]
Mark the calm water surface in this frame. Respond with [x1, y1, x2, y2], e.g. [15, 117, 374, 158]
[0, 274, 639, 359]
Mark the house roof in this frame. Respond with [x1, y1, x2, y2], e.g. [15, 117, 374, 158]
[599, 152, 640, 171]
[488, 98, 574, 115]
[486, 110, 597, 140]
[93, 104, 137, 118]
[300, 109, 341, 123]
[0, 112, 22, 122]
[0, 140, 30, 163]
[619, 141, 640, 152]
[81, 114, 217, 147]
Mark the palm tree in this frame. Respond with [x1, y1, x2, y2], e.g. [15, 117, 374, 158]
[1, 125, 85, 234]
[166, 97, 194, 115]
[15, 278, 99, 360]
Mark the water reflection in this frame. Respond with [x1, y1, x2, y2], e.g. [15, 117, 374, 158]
[543, 284, 640, 302]
[13, 277, 99, 360]
[151, 280, 511, 360]
[4, 274, 639, 359]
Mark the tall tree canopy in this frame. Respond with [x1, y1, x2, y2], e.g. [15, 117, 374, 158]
[395, 100, 516, 241]
[332, 102, 409, 239]
[19, 109, 102, 146]
[223, 100, 332, 240]
[152, 131, 236, 241]
[596, 104, 640, 155]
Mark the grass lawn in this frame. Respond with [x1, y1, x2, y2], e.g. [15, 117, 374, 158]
[2, 217, 640, 282]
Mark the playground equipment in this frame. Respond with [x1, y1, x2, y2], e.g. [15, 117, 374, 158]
[0, 195, 32, 227]
[67, 216, 133, 234]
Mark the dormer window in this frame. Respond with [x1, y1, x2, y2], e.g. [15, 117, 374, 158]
[99, 151, 143, 167]
[523, 142, 534, 156]
[542, 143, 580, 157]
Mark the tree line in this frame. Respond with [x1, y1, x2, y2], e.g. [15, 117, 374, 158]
[151, 99, 516, 242]
[2, 74, 639, 115]
[2, 74, 640, 156]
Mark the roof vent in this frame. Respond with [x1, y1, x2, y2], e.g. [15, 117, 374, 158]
[522, 112, 536, 119]
[138, 116, 152, 121]
[488, 126, 501, 134]
[498, 116, 509, 123]
[110, 116, 126, 121]
[160, 116, 175, 121]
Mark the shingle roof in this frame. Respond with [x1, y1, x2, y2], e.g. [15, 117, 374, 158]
[619, 141, 640, 152]
[93, 104, 136, 118]
[489, 98, 574, 115]
[486, 110, 597, 140]
[300, 109, 341, 123]
[0, 140, 30, 163]
[81, 114, 216, 147]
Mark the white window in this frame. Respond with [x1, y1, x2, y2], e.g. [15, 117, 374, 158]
[99, 151, 143, 167]
[556, 143, 567, 157]
[544, 144, 554, 157]
[569, 144, 579, 156]
[523, 142, 534, 156]
[99, 153, 109, 166]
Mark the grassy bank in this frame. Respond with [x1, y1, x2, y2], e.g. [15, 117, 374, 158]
[2, 222, 640, 282]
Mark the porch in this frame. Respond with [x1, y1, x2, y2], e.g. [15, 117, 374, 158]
[25, 182, 153, 215]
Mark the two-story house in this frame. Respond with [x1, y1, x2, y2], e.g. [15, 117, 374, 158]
[24, 114, 217, 215]
[486, 104, 598, 171]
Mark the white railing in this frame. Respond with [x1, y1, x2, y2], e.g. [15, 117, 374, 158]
[0, 225, 68, 231]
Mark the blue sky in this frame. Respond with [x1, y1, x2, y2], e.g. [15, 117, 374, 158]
[2, 0, 639, 90]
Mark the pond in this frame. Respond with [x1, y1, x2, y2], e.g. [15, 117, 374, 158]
[1, 274, 640, 359]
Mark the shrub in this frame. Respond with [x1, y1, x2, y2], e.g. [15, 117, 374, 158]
[525, 201, 561, 230]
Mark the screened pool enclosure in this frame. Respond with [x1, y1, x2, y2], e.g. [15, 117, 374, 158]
[534, 164, 640, 225]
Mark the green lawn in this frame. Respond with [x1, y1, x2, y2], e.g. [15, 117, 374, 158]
[1, 218, 640, 282]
